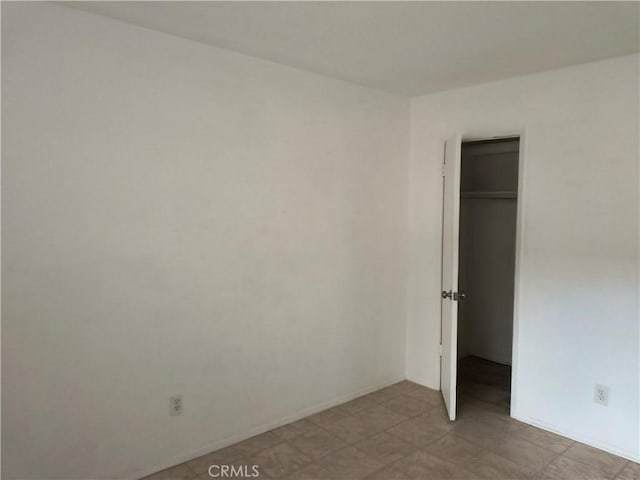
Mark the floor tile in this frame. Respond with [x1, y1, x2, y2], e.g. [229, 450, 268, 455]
[491, 435, 558, 472]
[471, 412, 526, 436]
[223, 431, 283, 458]
[563, 443, 628, 478]
[467, 451, 535, 479]
[457, 396, 522, 435]
[456, 394, 493, 416]
[616, 461, 639, 480]
[405, 385, 444, 406]
[354, 431, 417, 466]
[283, 462, 332, 480]
[317, 446, 383, 479]
[421, 403, 456, 430]
[365, 463, 410, 480]
[451, 418, 506, 445]
[339, 395, 380, 415]
[290, 426, 347, 459]
[384, 394, 434, 417]
[363, 381, 418, 404]
[459, 380, 510, 406]
[306, 406, 351, 427]
[141, 463, 197, 480]
[357, 404, 409, 430]
[458, 357, 511, 391]
[513, 426, 573, 454]
[324, 405, 406, 444]
[538, 455, 610, 480]
[250, 442, 311, 478]
[323, 411, 380, 443]
[387, 413, 450, 448]
[386, 380, 421, 395]
[187, 450, 243, 476]
[389, 450, 478, 479]
[424, 433, 487, 466]
[272, 419, 318, 441]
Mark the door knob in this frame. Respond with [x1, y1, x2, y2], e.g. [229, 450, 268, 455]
[442, 290, 466, 301]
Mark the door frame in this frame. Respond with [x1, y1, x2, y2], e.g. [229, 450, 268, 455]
[442, 128, 527, 418]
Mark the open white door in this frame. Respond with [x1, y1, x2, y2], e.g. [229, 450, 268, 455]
[441, 134, 462, 421]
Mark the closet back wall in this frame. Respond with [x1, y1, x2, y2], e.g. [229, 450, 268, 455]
[458, 140, 519, 366]
[1, 3, 409, 479]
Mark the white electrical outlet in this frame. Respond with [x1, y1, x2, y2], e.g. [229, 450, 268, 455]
[170, 395, 183, 416]
[594, 384, 609, 406]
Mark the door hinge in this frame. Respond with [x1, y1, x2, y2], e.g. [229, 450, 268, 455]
[439, 344, 443, 356]
[441, 164, 446, 177]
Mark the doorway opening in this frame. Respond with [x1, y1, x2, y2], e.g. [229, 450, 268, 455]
[456, 137, 520, 417]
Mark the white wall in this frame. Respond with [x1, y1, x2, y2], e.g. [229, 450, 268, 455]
[407, 54, 639, 460]
[1, 3, 409, 479]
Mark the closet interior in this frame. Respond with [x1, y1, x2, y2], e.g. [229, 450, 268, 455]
[457, 138, 520, 410]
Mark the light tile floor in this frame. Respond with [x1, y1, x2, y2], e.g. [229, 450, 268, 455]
[143, 357, 638, 480]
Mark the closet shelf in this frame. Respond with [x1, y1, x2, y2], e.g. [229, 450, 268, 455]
[461, 191, 517, 199]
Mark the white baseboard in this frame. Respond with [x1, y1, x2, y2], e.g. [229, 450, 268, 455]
[513, 414, 639, 463]
[406, 375, 439, 391]
[126, 375, 406, 480]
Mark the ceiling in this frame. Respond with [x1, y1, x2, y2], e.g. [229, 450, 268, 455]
[62, 1, 639, 96]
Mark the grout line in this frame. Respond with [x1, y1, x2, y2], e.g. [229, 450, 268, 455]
[527, 441, 576, 478]
[612, 461, 632, 480]
[557, 450, 630, 480]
